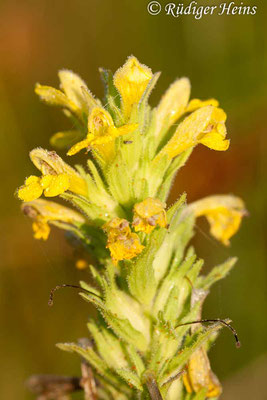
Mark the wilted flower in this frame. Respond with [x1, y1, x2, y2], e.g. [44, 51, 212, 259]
[187, 195, 246, 245]
[22, 199, 85, 240]
[103, 218, 144, 265]
[132, 197, 167, 234]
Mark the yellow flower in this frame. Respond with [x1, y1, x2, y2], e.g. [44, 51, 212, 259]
[35, 70, 100, 119]
[67, 107, 138, 161]
[183, 346, 222, 398]
[132, 198, 167, 234]
[113, 56, 153, 120]
[187, 195, 246, 245]
[22, 199, 85, 240]
[156, 106, 229, 161]
[103, 218, 144, 265]
[18, 174, 70, 202]
[17, 148, 88, 201]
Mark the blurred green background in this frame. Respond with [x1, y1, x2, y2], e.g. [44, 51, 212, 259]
[0, 0, 266, 398]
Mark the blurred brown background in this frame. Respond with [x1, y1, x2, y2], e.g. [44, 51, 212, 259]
[0, 0, 266, 398]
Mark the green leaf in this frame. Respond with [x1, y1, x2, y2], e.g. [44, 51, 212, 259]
[152, 254, 196, 318]
[187, 259, 204, 284]
[106, 151, 135, 208]
[60, 192, 111, 225]
[101, 310, 148, 352]
[197, 257, 237, 290]
[57, 342, 129, 394]
[115, 368, 143, 391]
[87, 321, 128, 369]
[193, 388, 208, 400]
[124, 344, 145, 377]
[128, 227, 166, 306]
[159, 323, 223, 385]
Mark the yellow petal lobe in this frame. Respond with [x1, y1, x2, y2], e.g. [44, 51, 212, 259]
[18, 178, 43, 202]
[41, 174, 70, 197]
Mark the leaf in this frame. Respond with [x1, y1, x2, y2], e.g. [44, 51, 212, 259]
[197, 257, 237, 290]
[187, 259, 204, 284]
[193, 388, 208, 400]
[152, 255, 196, 318]
[159, 323, 223, 385]
[128, 227, 166, 306]
[57, 342, 125, 389]
[106, 151, 134, 208]
[115, 368, 143, 391]
[87, 159, 107, 191]
[124, 344, 145, 377]
[60, 192, 111, 225]
[101, 310, 148, 352]
[87, 321, 128, 369]
[89, 264, 105, 289]
[99, 68, 123, 124]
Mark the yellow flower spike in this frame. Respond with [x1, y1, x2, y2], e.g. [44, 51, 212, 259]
[187, 195, 247, 245]
[22, 199, 85, 240]
[156, 106, 229, 160]
[132, 198, 167, 234]
[113, 56, 153, 119]
[186, 98, 219, 113]
[183, 347, 222, 398]
[67, 107, 138, 161]
[155, 78, 191, 137]
[103, 218, 144, 265]
[30, 148, 87, 197]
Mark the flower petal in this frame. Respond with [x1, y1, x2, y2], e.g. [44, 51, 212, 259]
[155, 77, 191, 137]
[114, 56, 153, 119]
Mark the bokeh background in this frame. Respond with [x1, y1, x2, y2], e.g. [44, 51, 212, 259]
[0, 0, 266, 398]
